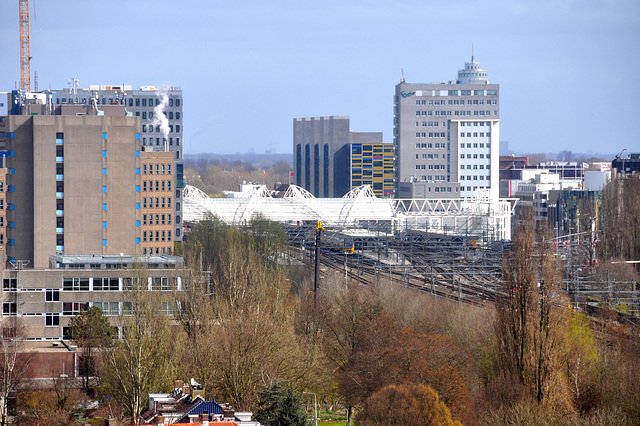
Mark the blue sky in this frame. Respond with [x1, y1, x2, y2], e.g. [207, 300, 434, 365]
[1, 0, 638, 156]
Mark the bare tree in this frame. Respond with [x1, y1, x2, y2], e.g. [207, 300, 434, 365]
[100, 271, 174, 424]
[495, 210, 570, 405]
[0, 320, 29, 426]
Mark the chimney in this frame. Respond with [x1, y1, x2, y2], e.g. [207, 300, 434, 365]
[174, 379, 184, 390]
[182, 384, 190, 395]
[199, 411, 209, 422]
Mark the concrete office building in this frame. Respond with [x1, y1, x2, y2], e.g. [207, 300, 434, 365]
[49, 85, 183, 158]
[1, 254, 184, 341]
[48, 84, 185, 240]
[293, 116, 393, 198]
[0, 101, 177, 268]
[394, 57, 499, 199]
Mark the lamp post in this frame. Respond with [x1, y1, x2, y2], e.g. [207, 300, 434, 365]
[303, 391, 318, 426]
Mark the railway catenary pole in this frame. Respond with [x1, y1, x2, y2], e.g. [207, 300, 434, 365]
[314, 221, 324, 309]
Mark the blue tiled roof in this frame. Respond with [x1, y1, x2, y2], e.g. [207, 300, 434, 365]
[186, 400, 224, 415]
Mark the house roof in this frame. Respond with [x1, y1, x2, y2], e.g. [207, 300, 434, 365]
[186, 400, 225, 415]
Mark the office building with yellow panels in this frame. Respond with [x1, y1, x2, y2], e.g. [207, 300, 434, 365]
[350, 142, 394, 197]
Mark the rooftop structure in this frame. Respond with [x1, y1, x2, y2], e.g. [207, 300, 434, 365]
[183, 184, 514, 241]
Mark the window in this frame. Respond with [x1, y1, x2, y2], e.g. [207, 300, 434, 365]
[123, 278, 140, 291]
[152, 277, 169, 291]
[62, 302, 88, 315]
[93, 277, 119, 291]
[2, 303, 16, 316]
[161, 301, 175, 315]
[46, 289, 60, 302]
[63, 277, 90, 291]
[93, 302, 118, 316]
[45, 313, 60, 327]
[3, 278, 17, 291]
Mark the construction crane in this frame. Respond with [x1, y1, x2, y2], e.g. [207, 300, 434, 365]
[19, 0, 31, 92]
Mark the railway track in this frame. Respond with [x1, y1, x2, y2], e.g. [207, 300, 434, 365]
[288, 244, 506, 305]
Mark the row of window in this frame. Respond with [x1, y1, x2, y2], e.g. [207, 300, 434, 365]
[130, 97, 181, 107]
[460, 175, 489, 180]
[460, 153, 491, 159]
[136, 111, 181, 120]
[416, 121, 442, 127]
[141, 137, 180, 147]
[462, 186, 487, 192]
[142, 213, 172, 226]
[141, 124, 181, 133]
[460, 132, 491, 138]
[415, 143, 448, 149]
[143, 163, 172, 175]
[142, 180, 172, 192]
[461, 142, 490, 148]
[460, 121, 491, 127]
[142, 230, 172, 242]
[415, 154, 442, 160]
[416, 132, 446, 138]
[142, 246, 172, 255]
[414, 110, 498, 117]
[417, 176, 452, 184]
[142, 197, 173, 209]
[415, 165, 446, 170]
[460, 164, 488, 170]
[60, 276, 176, 292]
[416, 99, 498, 106]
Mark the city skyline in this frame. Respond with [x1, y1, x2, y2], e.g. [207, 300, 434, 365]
[0, 0, 638, 155]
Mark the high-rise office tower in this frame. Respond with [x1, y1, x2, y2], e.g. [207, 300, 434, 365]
[0, 96, 177, 268]
[394, 57, 499, 199]
[47, 84, 184, 242]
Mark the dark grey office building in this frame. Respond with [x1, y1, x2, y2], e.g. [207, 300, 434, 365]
[293, 116, 382, 198]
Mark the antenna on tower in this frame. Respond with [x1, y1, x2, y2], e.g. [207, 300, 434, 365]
[401, 68, 406, 84]
[471, 43, 474, 63]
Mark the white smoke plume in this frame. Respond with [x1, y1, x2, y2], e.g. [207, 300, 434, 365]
[152, 91, 170, 144]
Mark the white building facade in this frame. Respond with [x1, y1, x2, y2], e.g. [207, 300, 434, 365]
[394, 58, 500, 200]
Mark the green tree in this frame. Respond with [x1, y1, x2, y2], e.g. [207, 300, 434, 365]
[69, 306, 113, 391]
[254, 381, 310, 426]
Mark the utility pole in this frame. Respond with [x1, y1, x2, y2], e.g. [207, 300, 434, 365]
[313, 221, 324, 309]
